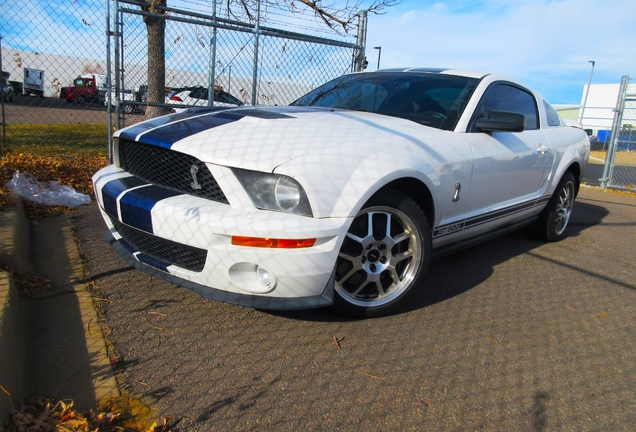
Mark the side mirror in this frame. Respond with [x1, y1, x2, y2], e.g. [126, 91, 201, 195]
[476, 110, 526, 132]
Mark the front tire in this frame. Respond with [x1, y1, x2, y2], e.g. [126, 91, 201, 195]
[332, 189, 431, 318]
[530, 172, 576, 242]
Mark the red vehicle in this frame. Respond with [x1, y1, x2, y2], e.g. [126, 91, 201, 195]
[61, 74, 107, 103]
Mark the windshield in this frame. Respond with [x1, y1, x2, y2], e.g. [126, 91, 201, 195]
[291, 72, 479, 131]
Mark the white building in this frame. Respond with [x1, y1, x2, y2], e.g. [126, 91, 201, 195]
[578, 82, 636, 140]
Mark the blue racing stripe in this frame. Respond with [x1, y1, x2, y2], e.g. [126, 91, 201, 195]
[136, 111, 242, 149]
[136, 254, 169, 272]
[119, 185, 182, 233]
[102, 176, 149, 218]
[118, 108, 234, 146]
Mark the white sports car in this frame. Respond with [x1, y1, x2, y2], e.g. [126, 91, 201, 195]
[93, 68, 590, 317]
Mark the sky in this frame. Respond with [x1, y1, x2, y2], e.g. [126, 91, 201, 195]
[1, 0, 634, 105]
[365, 0, 636, 104]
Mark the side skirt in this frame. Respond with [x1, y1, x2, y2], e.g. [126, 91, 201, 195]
[431, 215, 539, 260]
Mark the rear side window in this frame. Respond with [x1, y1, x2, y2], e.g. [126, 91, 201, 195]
[543, 100, 562, 126]
[471, 83, 538, 131]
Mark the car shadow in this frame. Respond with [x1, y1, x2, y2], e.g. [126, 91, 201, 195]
[269, 199, 609, 322]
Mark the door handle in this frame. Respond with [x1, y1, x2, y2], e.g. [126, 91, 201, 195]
[536, 144, 549, 154]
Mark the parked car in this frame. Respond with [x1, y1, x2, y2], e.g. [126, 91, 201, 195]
[104, 86, 148, 114]
[93, 68, 590, 318]
[166, 86, 243, 112]
[1, 75, 14, 102]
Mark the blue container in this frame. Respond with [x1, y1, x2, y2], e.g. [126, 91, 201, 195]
[597, 130, 611, 143]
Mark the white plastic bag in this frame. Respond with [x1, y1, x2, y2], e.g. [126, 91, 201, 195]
[6, 171, 91, 207]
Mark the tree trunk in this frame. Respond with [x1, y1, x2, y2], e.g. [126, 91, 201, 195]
[143, 0, 170, 119]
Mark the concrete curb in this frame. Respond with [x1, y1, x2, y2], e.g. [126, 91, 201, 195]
[0, 193, 119, 425]
[0, 194, 31, 275]
[0, 270, 27, 426]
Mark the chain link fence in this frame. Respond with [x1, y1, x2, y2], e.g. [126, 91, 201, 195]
[0, 0, 110, 152]
[0, 0, 363, 153]
[601, 76, 636, 191]
[111, 1, 361, 128]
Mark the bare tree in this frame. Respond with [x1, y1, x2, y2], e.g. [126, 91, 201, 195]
[142, 0, 168, 119]
[232, 0, 400, 33]
[140, 0, 400, 118]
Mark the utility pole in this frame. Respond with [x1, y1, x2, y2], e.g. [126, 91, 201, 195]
[353, 10, 368, 72]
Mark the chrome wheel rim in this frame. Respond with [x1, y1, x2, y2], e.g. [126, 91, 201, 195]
[554, 180, 574, 235]
[335, 206, 422, 307]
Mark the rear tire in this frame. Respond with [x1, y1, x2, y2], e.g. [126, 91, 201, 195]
[122, 104, 133, 114]
[331, 189, 431, 318]
[76, 96, 86, 104]
[528, 172, 576, 242]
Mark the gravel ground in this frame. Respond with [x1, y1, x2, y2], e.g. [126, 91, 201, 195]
[71, 186, 636, 431]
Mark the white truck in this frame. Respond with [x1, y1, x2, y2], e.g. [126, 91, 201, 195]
[23, 67, 45, 96]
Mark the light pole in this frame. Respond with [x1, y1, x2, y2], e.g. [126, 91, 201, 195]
[373, 46, 381, 70]
[579, 60, 595, 126]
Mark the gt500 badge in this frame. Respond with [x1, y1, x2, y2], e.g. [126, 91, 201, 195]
[190, 165, 202, 190]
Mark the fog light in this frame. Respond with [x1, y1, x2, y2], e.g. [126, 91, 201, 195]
[256, 266, 272, 287]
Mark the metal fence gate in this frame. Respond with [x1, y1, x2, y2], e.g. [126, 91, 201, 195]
[600, 76, 636, 191]
[109, 0, 365, 129]
[0, 0, 365, 153]
[0, 0, 112, 152]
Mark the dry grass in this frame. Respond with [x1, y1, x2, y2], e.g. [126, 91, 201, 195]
[0, 149, 108, 218]
[589, 150, 636, 165]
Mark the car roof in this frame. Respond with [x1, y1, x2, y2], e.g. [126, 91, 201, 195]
[357, 68, 490, 79]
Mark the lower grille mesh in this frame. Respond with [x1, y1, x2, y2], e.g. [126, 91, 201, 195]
[111, 218, 207, 273]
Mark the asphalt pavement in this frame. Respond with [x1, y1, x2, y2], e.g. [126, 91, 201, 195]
[70, 186, 636, 431]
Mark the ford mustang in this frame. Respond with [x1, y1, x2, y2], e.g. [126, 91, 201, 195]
[92, 68, 590, 317]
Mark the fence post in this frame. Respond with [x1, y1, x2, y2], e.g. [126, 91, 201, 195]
[106, 0, 114, 162]
[208, 0, 217, 107]
[251, 0, 261, 106]
[353, 10, 368, 72]
[0, 29, 6, 153]
[113, 0, 122, 131]
[600, 75, 629, 189]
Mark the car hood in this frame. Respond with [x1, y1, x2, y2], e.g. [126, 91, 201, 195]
[116, 106, 447, 172]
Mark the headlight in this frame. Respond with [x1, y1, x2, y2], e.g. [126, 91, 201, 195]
[232, 168, 313, 217]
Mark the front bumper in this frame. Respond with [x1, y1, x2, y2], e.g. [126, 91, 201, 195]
[93, 165, 350, 310]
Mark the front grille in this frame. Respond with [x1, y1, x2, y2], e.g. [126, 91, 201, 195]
[111, 218, 207, 273]
[119, 139, 229, 204]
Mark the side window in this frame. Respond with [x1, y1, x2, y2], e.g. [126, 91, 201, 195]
[190, 88, 208, 100]
[543, 100, 562, 126]
[471, 83, 539, 131]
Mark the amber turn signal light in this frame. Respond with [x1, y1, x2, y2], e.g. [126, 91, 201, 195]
[231, 236, 316, 248]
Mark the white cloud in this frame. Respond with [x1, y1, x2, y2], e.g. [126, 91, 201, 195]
[366, 0, 636, 103]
